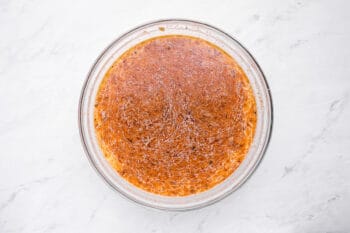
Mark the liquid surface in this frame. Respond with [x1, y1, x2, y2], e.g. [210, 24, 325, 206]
[94, 35, 257, 196]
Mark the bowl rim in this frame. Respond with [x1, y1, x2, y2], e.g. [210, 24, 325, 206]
[78, 18, 273, 211]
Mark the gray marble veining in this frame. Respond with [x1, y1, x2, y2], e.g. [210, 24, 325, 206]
[0, 0, 349, 232]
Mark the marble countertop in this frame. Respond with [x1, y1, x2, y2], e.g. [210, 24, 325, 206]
[1, 0, 349, 232]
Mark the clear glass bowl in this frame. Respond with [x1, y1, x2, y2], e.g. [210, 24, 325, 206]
[79, 19, 273, 211]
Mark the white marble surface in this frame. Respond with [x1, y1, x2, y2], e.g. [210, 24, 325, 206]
[1, 0, 350, 232]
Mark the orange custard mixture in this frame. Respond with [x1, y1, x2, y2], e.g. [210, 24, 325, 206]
[94, 35, 257, 196]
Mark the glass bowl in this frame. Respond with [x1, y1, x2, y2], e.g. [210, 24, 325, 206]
[79, 19, 273, 211]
